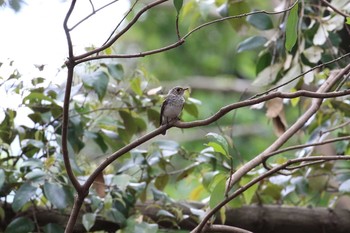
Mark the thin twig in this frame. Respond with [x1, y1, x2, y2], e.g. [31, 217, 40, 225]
[102, 0, 140, 47]
[74, 0, 168, 61]
[70, 0, 119, 31]
[320, 0, 350, 17]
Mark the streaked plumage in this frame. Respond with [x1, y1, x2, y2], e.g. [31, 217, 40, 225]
[160, 86, 188, 135]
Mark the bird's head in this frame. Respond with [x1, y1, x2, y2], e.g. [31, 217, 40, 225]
[169, 86, 189, 96]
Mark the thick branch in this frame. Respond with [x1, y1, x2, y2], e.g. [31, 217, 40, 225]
[191, 64, 350, 233]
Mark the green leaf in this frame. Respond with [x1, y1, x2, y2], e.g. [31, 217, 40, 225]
[43, 223, 64, 233]
[246, 13, 273, 30]
[24, 170, 46, 182]
[330, 100, 350, 117]
[5, 217, 35, 233]
[285, 3, 299, 51]
[237, 36, 267, 53]
[256, 52, 272, 75]
[12, 182, 37, 212]
[173, 0, 183, 14]
[155, 174, 169, 191]
[346, 17, 350, 25]
[240, 176, 258, 204]
[184, 102, 198, 118]
[82, 213, 96, 231]
[93, 132, 109, 153]
[205, 133, 229, 158]
[130, 77, 143, 96]
[44, 182, 68, 209]
[227, 1, 250, 31]
[106, 63, 124, 81]
[82, 71, 109, 101]
[209, 177, 226, 209]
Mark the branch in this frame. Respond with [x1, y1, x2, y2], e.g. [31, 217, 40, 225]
[262, 135, 350, 171]
[182, 0, 299, 40]
[63, 0, 76, 58]
[191, 154, 350, 233]
[75, 0, 301, 63]
[206, 224, 252, 233]
[74, 0, 168, 61]
[251, 52, 350, 99]
[320, 0, 350, 18]
[70, 0, 119, 31]
[191, 63, 350, 233]
[174, 89, 350, 129]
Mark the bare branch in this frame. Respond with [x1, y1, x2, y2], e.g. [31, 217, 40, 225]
[75, 0, 301, 63]
[191, 154, 350, 233]
[206, 224, 253, 233]
[70, 0, 119, 31]
[174, 89, 350, 129]
[102, 0, 140, 47]
[63, 0, 76, 58]
[263, 135, 350, 171]
[191, 63, 350, 233]
[74, 0, 168, 61]
[320, 0, 350, 17]
[183, 0, 299, 40]
[251, 52, 350, 99]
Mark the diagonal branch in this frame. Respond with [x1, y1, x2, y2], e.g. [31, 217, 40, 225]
[190, 63, 350, 233]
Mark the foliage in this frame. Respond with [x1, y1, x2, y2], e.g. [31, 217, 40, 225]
[1, 0, 350, 232]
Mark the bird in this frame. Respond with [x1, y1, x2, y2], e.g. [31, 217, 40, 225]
[160, 86, 188, 135]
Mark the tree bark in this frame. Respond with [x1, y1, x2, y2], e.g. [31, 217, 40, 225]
[2, 202, 350, 233]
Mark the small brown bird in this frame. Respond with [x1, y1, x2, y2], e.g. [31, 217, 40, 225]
[160, 86, 188, 135]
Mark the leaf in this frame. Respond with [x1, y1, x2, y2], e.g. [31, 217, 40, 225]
[82, 213, 96, 231]
[44, 182, 68, 209]
[227, 1, 250, 31]
[205, 133, 229, 158]
[12, 182, 37, 212]
[237, 36, 267, 53]
[155, 174, 169, 191]
[173, 0, 183, 14]
[82, 71, 109, 101]
[209, 177, 226, 209]
[43, 223, 64, 233]
[330, 100, 350, 117]
[184, 102, 198, 118]
[246, 13, 273, 30]
[303, 46, 323, 63]
[346, 17, 350, 25]
[92, 172, 106, 198]
[285, 3, 299, 51]
[130, 77, 143, 96]
[339, 179, 350, 192]
[5, 217, 35, 233]
[256, 52, 272, 75]
[106, 63, 124, 81]
[240, 176, 258, 204]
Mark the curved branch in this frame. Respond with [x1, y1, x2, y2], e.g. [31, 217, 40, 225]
[174, 89, 350, 129]
[74, 0, 168, 61]
[63, 0, 76, 58]
[182, 0, 299, 40]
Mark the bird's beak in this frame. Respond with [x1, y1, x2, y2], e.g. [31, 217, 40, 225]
[183, 87, 189, 91]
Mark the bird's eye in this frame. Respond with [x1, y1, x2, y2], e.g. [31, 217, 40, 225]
[177, 88, 181, 92]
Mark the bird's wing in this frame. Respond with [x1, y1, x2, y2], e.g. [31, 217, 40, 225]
[160, 98, 168, 126]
